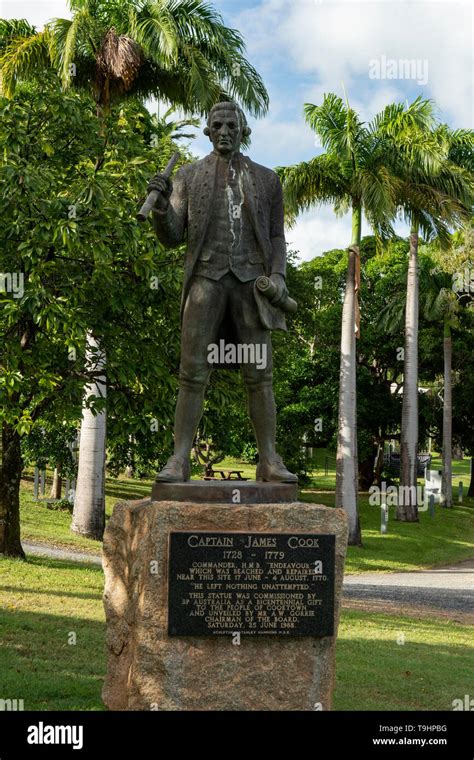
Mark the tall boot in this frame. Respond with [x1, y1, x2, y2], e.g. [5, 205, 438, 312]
[156, 383, 206, 482]
[247, 384, 297, 483]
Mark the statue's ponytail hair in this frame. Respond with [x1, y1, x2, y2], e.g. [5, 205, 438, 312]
[204, 102, 251, 137]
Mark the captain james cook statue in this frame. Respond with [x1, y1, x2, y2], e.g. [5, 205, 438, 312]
[147, 101, 297, 484]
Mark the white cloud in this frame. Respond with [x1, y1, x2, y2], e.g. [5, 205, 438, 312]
[3, 0, 466, 262]
[228, 0, 472, 259]
[246, 112, 317, 165]
[285, 207, 353, 261]
[235, 0, 473, 127]
[285, 205, 411, 263]
[1, 0, 71, 28]
[304, 81, 405, 124]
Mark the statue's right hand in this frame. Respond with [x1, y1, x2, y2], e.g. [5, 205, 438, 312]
[147, 173, 173, 209]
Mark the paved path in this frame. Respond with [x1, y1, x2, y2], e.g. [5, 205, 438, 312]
[23, 541, 473, 614]
[23, 541, 102, 566]
[343, 561, 474, 615]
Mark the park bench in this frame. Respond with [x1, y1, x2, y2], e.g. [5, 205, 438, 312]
[385, 452, 432, 477]
[203, 467, 248, 481]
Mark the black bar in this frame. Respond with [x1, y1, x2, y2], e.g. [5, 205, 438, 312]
[0, 711, 471, 758]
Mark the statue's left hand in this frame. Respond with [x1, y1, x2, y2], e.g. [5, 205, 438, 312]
[269, 273, 288, 302]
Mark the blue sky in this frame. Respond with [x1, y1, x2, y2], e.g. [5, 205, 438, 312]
[2, 0, 472, 260]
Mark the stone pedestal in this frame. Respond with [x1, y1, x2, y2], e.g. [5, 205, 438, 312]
[152, 479, 298, 504]
[102, 496, 348, 711]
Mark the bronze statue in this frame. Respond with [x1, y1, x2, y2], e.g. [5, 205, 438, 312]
[147, 101, 297, 483]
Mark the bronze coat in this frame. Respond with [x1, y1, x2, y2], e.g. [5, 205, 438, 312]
[152, 152, 288, 327]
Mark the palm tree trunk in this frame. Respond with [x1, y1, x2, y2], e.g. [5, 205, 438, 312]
[398, 225, 419, 521]
[49, 467, 62, 500]
[0, 422, 25, 558]
[468, 457, 474, 498]
[72, 333, 107, 539]
[124, 435, 135, 478]
[374, 437, 385, 488]
[336, 205, 362, 546]
[71, 102, 109, 539]
[441, 322, 453, 508]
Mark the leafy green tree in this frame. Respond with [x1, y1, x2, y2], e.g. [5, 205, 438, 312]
[22, 421, 79, 499]
[272, 242, 408, 489]
[278, 96, 473, 537]
[0, 84, 185, 556]
[379, 243, 473, 509]
[375, 109, 473, 519]
[277, 93, 414, 544]
[0, 0, 269, 538]
[423, 236, 474, 507]
[447, 224, 474, 495]
[0, 1, 268, 115]
[272, 250, 344, 481]
[452, 348, 474, 497]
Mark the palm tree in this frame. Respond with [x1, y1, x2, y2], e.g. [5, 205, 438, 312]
[0, 2, 268, 115]
[72, 333, 107, 537]
[374, 113, 473, 520]
[380, 256, 469, 511]
[0, 0, 269, 539]
[150, 105, 199, 141]
[373, 102, 437, 522]
[277, 93, 407, 545]
[277, 95, 467, 542]
[424, 267, 467, 508]
[421, 267, 462, 509]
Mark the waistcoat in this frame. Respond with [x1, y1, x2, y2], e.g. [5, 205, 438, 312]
[195, 153, 265, 282]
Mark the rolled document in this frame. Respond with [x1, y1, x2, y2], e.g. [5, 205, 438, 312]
[256, 276, 298, 313]
[137, 152, 180, 222]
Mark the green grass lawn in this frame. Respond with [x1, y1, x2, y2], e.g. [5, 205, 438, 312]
[0, 554, 471, 711]
[430, 454, 472, 481]
[334, 610, 473, 711]
[19, 474, 149, 554]
[0, 556, 105, 710]
[303, 492, 474, 573]
[20, 469, 474, 574]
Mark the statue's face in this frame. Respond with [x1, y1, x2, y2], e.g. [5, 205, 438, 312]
[208, 109, 243, 155]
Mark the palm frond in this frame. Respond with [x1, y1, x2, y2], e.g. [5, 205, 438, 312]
[126, 58, 193, 106]
[304, 95, 346, 153]
[377, 297, 405, 333]
[180, 42, 221, 109]
[370, 96, 437, 138]
[354, 165, 399, 222]
[423, 285, 459, 323]
[0, 18, 37, 52]
[221, 53, 269, 118]
[436, 125, 474, 173]
[0, 31, 51, 97]
[276, 154, 349, 223]
[67, 0, 94, 11]
[132, 0, 178, 64]
[150, 107, 199, 140]
[304, 93, 365, 165]
[48, 11, 96, 87]
[161, 0, 268, 116]
[371, 97, 447, 176]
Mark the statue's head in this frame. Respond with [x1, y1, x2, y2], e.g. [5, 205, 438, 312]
[204, 101, 251, 156]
